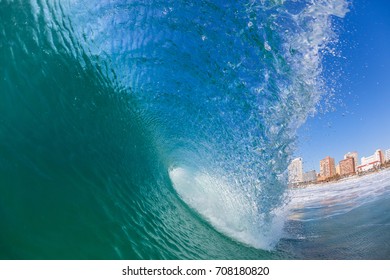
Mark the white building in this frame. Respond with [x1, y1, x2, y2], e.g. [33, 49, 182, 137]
[385, 149, 390, 163]
[344, 151, 358, 172]
[303, 170, 317, 183]
[357, 149, 383, 173]
[288, 158, 303, 184]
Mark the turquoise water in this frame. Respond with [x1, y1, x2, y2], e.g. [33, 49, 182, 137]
[5, 0, 388, 260]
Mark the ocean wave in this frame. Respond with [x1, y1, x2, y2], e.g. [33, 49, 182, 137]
[0, 0, 348, 258]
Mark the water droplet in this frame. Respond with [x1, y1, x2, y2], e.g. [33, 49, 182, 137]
[264, 41, 271, 51]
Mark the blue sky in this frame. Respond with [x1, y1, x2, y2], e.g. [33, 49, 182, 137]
[295, 0, 390, 172]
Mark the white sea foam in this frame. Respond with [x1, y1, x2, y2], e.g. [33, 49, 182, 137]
[169, 167, 287, 250]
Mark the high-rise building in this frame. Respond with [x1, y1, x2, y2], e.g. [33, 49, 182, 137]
[339, 157, 355, 176]
[288, 158, 303, 184]
[380, 149, 385, 164]
[344, 151, 358, 172]
[385, 149, 390, 163]
[319, 156, 336, 179]
[357, 149, 383, 173]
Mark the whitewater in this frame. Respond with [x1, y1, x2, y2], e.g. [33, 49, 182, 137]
[2, 0, 388, 260]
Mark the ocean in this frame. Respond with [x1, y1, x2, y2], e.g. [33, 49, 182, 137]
[2, 0, 388, 260]
[279, 169, 390, 259]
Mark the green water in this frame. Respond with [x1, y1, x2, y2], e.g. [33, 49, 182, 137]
[0, 0, 289, 259]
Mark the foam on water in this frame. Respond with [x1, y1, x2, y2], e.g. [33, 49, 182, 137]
[169, 167, 289, 249]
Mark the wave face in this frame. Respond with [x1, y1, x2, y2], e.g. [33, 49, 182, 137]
[0, 0, 348, 259]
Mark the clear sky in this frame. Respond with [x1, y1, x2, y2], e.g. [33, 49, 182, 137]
[295, 0, 390, 172]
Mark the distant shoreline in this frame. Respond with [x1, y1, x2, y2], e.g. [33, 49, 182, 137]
[289, 163, 390, 189]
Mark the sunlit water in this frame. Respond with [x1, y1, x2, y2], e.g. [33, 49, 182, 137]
[277, 169, 390, 259]
[3, 0, 386, 260]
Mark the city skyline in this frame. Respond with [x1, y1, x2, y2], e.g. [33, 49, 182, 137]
[294, 0, 390, 171]
[292, 147, 390, 174]
[289, 147, 390, 185]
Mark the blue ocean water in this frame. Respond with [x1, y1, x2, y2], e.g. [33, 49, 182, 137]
[3, 0, 387, 260]
[279, 170, 390, 259]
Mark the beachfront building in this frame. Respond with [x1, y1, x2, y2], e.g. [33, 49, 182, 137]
[385, 149, 390, 163]
[319, 156, 336, 180]
[339, 157, 355, 176]
[288, 157, 303, 184]
[303, 170, 317, 183]
[335, 164, 340, 175]
[344, 151, 358, 172]
[357, 149, 383, 173]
